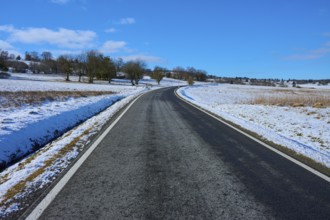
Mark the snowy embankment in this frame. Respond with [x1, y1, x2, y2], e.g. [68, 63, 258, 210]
[0, 94, 124, 167]
[0, 77, 146, 169]
[178, 84, 330, 168]
[0, 92, 142, 216]
[0, 73, 185, 217]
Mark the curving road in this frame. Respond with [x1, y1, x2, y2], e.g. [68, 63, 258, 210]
[37, 87, 329, 219]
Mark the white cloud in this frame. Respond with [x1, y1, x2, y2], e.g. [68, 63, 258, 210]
[0, 26, 96, 49]
[284, 36, 330, 61]
[322, 32, 330, 37]
[50, 0, 71, 4]
[0, 25, 15, 32]
[120, 18, 136, 25]
[0, 40, 14, 50]
[284, 47, 330, 60]
[120, 54, 162, 63]
[325, 33, 330, 37]
[100, 40, 127, 53]
[0, 40, 21, 56]
[105, 28, 116, 33]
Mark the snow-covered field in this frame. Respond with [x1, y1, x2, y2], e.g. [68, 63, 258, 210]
[178, 84, 330, 168]
[4, 72, 327, 217]
[0, 73, 186, 217]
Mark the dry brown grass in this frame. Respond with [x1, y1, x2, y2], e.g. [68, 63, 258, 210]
[0, 173, 9, 185]
[250, 89, 330, 107]
[0, 91, 115, 109]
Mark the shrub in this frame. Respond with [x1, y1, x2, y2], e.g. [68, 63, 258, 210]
[187, 77, 194, 86]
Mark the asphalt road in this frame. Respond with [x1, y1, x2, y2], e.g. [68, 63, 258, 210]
[38, 87, 330, 220]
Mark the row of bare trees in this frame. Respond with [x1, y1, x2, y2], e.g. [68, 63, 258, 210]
[1, 48, 150, 85]
[1, 48, 208, 85]
[1, 49, 119, 83]
[41, 50, 118, 83]
[170, 66, 207, 81]
[56, 50, 118, 83]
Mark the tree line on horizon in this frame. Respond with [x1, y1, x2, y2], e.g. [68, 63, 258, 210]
[0, 48, 208, 85]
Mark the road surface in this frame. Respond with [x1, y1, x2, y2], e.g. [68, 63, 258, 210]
[37, 87, 330, 219]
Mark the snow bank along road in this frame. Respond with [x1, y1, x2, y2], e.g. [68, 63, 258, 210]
[177, 84, 330, 169]
[28, 87, 329, 219]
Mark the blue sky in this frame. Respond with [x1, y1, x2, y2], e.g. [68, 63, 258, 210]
[0, 0, 329, 79]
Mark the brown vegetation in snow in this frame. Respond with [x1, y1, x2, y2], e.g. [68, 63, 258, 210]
[249, 89, 330, 107]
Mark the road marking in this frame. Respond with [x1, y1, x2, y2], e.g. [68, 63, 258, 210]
[25, 93, 144, 220]
[174, 89, 330, 182]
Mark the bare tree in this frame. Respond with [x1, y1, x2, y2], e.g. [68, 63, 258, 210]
[100, 56, 116, 83]
[75, 52, 87, 82]
[57, 55, 73, 81]
[0, 49, 8, 71]
[30, 51, 39, 61]
[0, 50, 9, 60]
[172, 66, 188, 80]
[41, 51, 53, 61]
[113, 57, 124, 72]
[123, 60, 146, 86]
[86, 50, 100, 83]
[25, 52, 32, 61]
[40, 51, 55, 74]
[152, 66, 166, 85]
[195, 69, 207, 81]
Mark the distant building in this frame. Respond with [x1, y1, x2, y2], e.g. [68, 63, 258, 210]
[116, 71, 126, 79]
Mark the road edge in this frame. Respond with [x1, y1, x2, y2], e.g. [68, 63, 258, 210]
[24, 92, 145, 220]
[174, 88, 330, 182]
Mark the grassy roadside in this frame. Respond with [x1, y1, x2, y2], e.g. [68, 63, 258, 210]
[175, 89, 330, 178]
